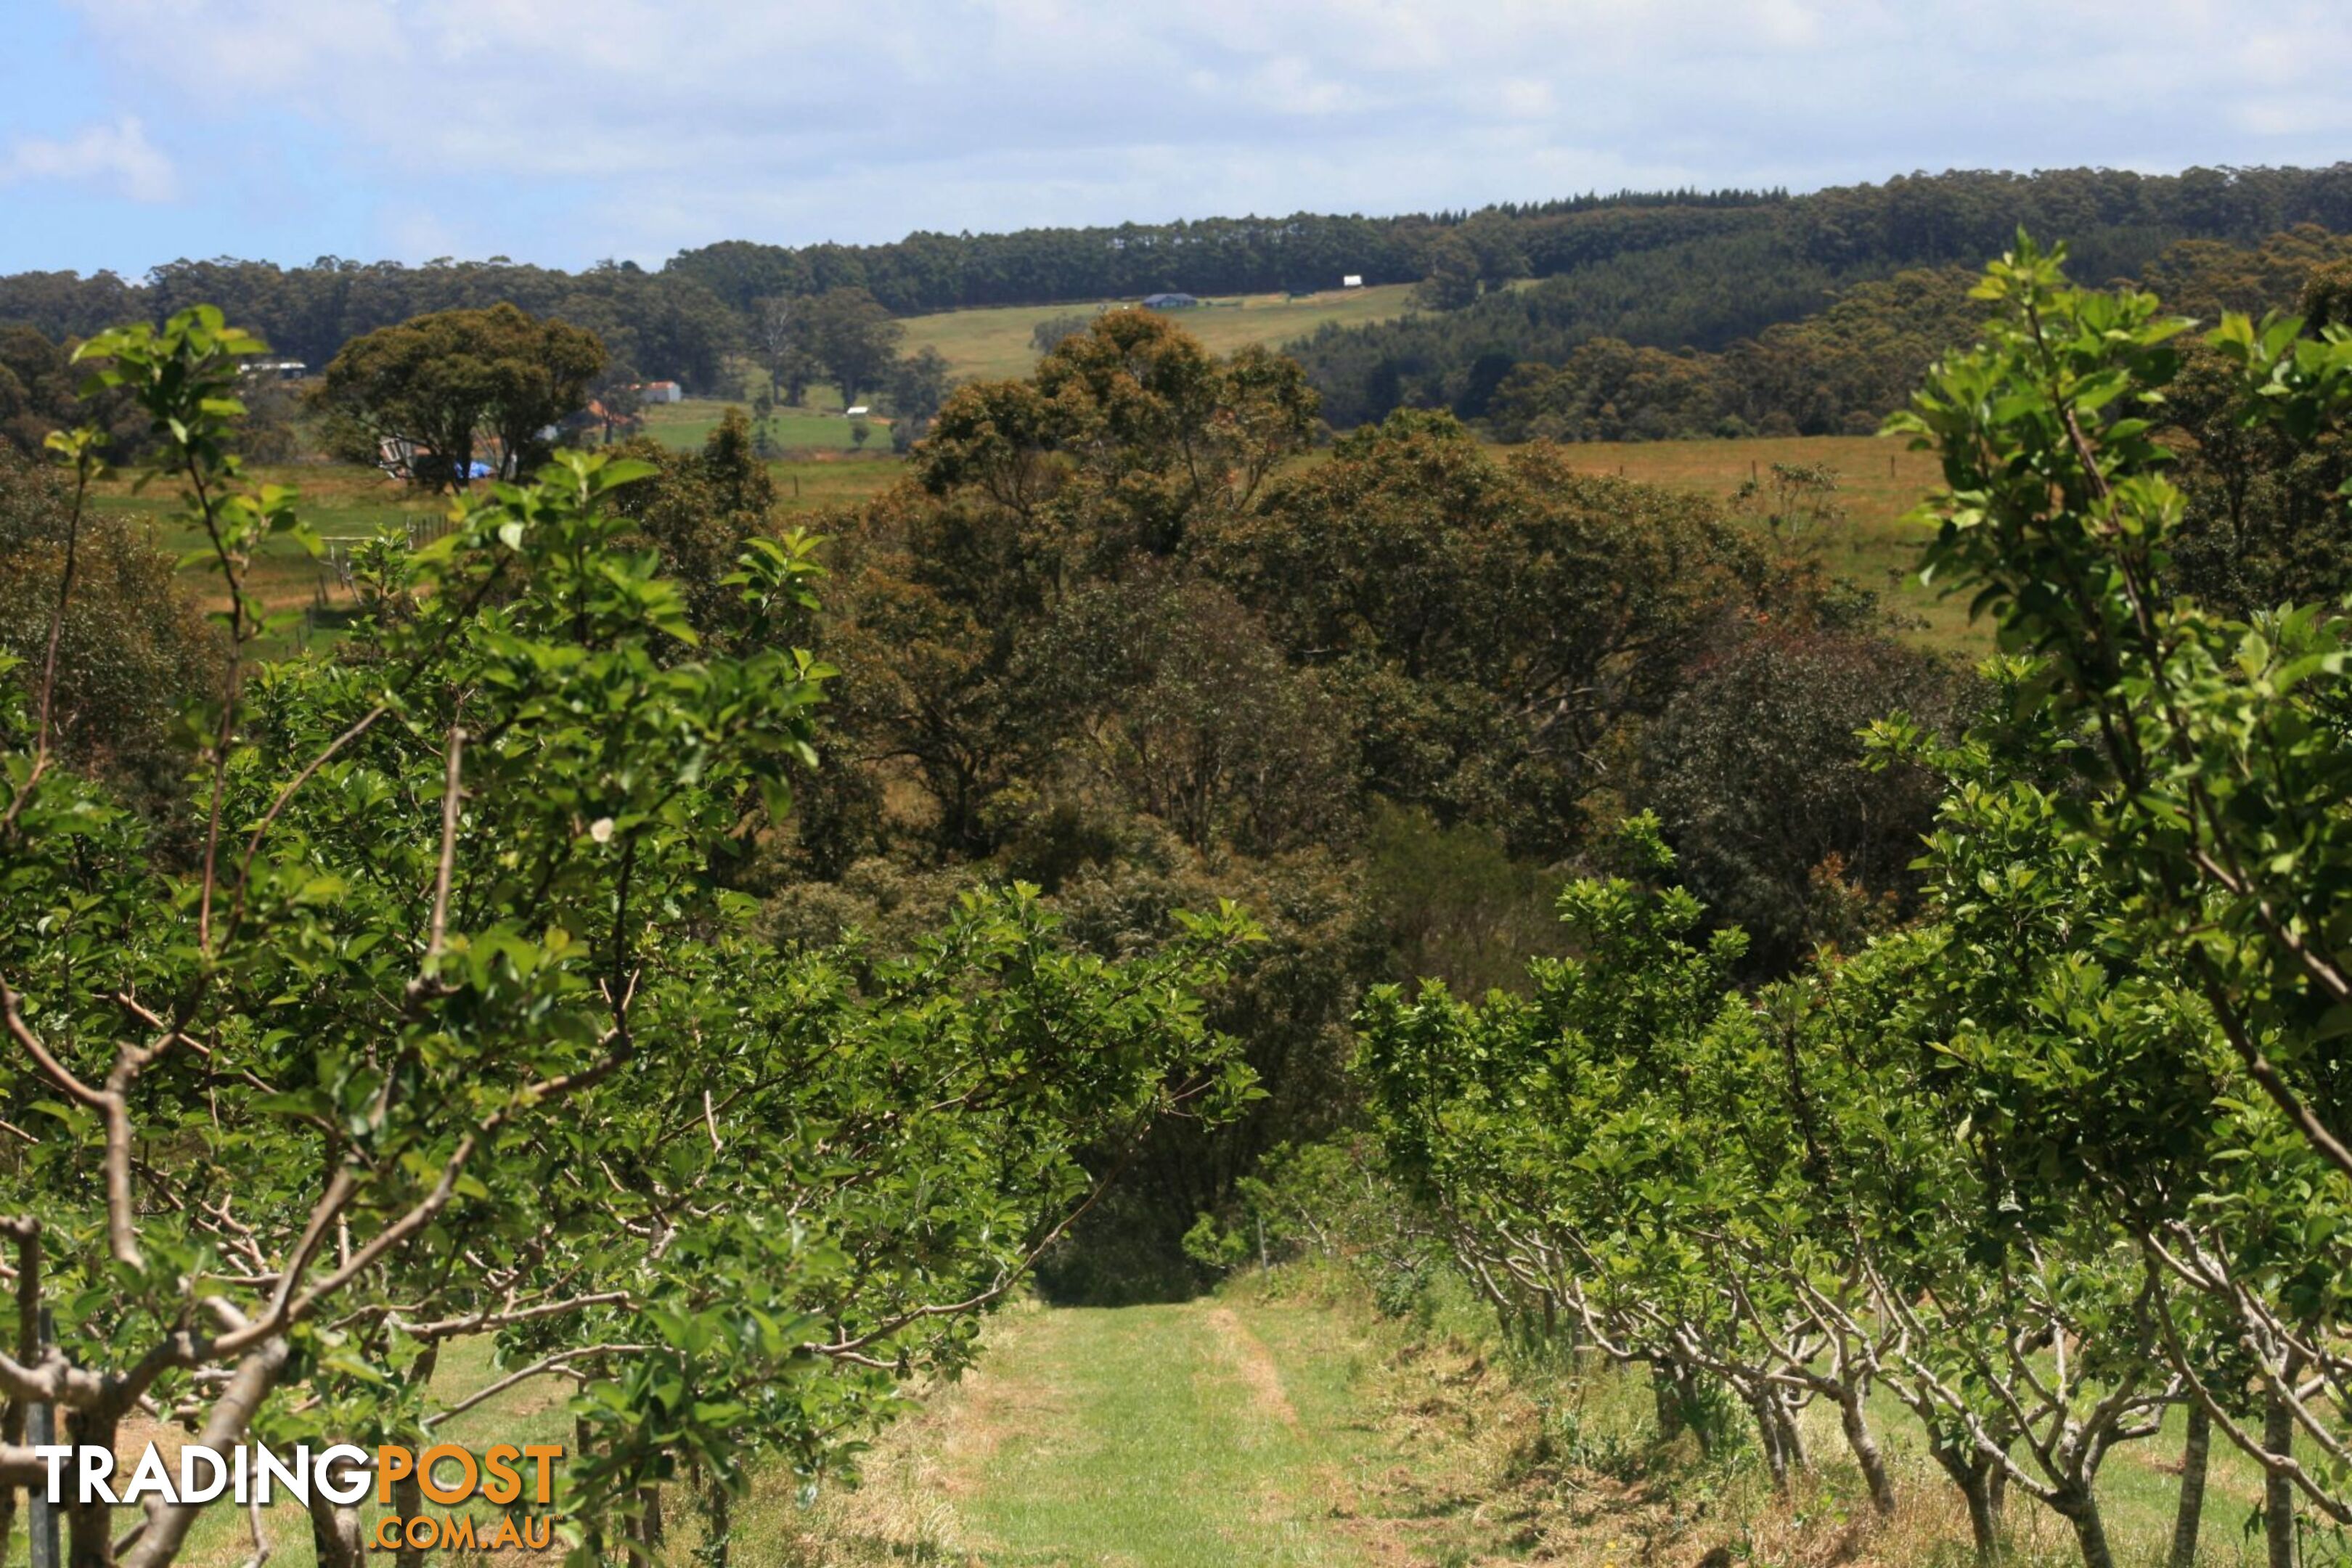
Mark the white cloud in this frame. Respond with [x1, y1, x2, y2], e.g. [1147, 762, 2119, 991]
[1, 115, 175, 202]
[38, 0, 2352, 264]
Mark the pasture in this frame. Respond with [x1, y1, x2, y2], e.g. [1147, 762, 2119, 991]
[1538, 433, 1972, 651]
[120, 1270, 2270, 1567]
[639, 396, 886, 453]
[897, 282, 1421, 385]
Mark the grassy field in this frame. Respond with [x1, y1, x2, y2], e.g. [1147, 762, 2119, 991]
[897, 284, 1420, 385]
[663, 283, 1418, 446]
[1533, 433, 1970, 650]
[1, 1264, 2276, 1568]
[721, 1291, 1503, 1567]
[640, 396, 888, 453]
[756, 1272, 2274, 1568]
[83, 454, 902, 635]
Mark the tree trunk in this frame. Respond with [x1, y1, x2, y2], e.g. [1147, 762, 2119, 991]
[391, 1470, 425, 1567]
[2168, 1402, 2211, 1568]
[1962, 1468, 2003, 1562]
[704, 1474, 731, 1568]
[1652, 1360, 1687, 1443]
[307, 1492, 365, 1568]
[574, 1416, 605, 1561]
[2060, 1490, 2119, 1568]
[63, 1410, 113, 1568]
[2265, 1361, 2300, 1568]
[1837, 1386, 1898, 1518]
[625, 1482, 669, 1568]
[1928, 1440, 2002, 1561]
[1775, 1395, 1810, 1475]
[1749, 1389, 1793, 1496]
[394, 1342, 441, 1568]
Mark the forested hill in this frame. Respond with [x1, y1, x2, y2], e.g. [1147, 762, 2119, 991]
[674, 163, 2352, 319]
[662, 189, 1783, 314]
[7, 164, 2352, 391]
[1294, 166, 2352, 426]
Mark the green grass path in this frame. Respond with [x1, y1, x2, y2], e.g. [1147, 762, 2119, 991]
[934, 1299, 1404, 1568]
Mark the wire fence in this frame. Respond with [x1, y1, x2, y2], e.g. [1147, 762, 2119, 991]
[296, 513, 459, 650]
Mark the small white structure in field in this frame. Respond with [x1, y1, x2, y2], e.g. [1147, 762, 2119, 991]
[637, 380, 685, 404]
[1342, 274, 1364, 288]
[844, 404, 870, 417]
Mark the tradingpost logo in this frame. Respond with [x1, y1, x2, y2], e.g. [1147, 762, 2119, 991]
[28, 1440, 566, 1551]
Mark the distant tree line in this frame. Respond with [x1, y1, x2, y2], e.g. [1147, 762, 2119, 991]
[11, 166, 2352, 400]
[0, 258, 738, 393]
[1400, 224, 2352, 441]
[1295, 173, 2352, 426]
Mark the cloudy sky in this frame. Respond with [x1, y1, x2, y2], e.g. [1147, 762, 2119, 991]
[4, 0, 2351, 277]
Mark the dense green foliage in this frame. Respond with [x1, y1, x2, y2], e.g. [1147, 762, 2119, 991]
[1352, 238, 2352, 1568]
[1330, 225, 2352, 442]
[316, 303, 608, 488]
[0, 309, 1257, 1568]
[761, 311, 1967, 1291]
[0, 449, 223, 820]
[28, 206, 2352, 1568]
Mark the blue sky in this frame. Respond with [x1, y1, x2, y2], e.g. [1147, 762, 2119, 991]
[6, 0, 2352, 277]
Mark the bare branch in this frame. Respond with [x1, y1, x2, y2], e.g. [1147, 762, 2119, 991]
[424, 1344, 647, 1429]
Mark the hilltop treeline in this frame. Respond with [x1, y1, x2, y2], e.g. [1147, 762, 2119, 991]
[1297, 169, 2352, 425]
[0, 258, 741, 390]
[10, 165, 2352, 393]
[661, 165, 2352, 319]
[1434, 224, 2352, 441]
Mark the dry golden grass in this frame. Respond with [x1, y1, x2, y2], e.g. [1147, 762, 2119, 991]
[899, 286, 1420, 385]
[1520, 433, 1976, 653]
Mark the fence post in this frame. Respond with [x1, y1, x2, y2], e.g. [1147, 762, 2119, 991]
[27, 1306, 58, 1568]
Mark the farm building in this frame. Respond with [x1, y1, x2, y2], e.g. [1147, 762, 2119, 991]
[1342, 275, 1363, 288]
[635, 380, 685, 404]
[1140, 292, 1199, 311]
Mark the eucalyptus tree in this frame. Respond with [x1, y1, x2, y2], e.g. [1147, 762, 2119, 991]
[317, 303, 607, 488]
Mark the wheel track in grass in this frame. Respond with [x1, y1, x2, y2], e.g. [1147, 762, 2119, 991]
[829, 1296, 1493, 1567]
